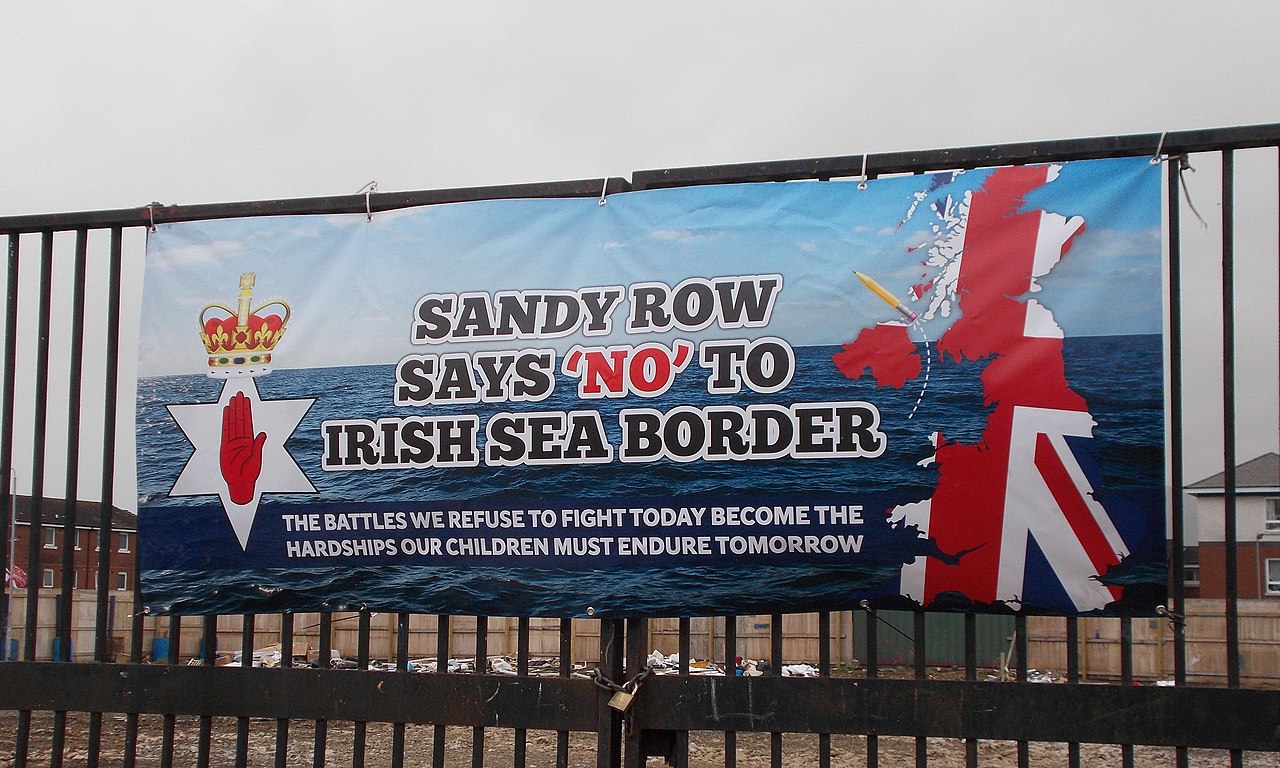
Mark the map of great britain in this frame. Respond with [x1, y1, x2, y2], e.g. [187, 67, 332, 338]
[834, 165, 1129, 612]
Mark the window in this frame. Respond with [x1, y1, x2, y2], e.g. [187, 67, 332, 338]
[1268, 499, 1280, 532]
[118, 531, 130, 553]
[42, 569, 54, 588]
[1183, 565, 1200, 588]
[43, 528, 56, 549]
[116, 572, 128, 591]
[74, 530, 82, 550]
[1267, 559, 1280, 596]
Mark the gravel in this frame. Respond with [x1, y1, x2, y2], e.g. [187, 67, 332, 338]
[3, 710, 1279, 767]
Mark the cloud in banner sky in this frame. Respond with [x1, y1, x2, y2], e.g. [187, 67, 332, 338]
[650, 229, 696, 241]
[0, 1, 1276, 507]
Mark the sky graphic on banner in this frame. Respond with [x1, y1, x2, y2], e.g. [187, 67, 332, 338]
[135, 156, 1165, 618]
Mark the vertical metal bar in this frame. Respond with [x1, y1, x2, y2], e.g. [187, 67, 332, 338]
[275, 612, 293, 768]
[92, 225, 124, 768]
[391, 612, 409, 768]
[432, 614, 450, 768]
[866, 607, 878, 768]
[0, 237, 20, 768]
[197, 715, 213, 768]
[914, 610, 927, 768]
[769, 612, 783, 768]
[604, 614, 624, 768]
[204, 615, 218, 663]
[597, 618, 623, 768]
[1222, 152, 1245, 768]
[818, 611, 832, 768]
[160, 615, 180, 768]
[51, 709, 67, 768]
[23, 231, 55, 661]
[353, 608, 371, 768]
[1167, 153, 1192, 768]
[820, 615, 833, 678]
[1221, 149, 1241, 692]
[356, 608, 371, 669]
[514, 615, 530, 768]
[472, 615, 488, 768]
[623, 617, 648, 768]
[57, 228, 88, 665]
[675, 617, 690, 768]
[94, 226, 123, 663]
[236, 613, 255, 768]
[15, 710, 31, 768]
[130, 564, 143, 663]
[122, 712, 138, 768]
[0, 232, 18, 668]
[1014, 614, 1027, 768]
[557, 616, 572, 768]
[314, 612, 331, 768]
[1120, 617, 1134, 768]
[964, 614, 977, 768]
[678, 617, 691, 670]
[1066, 617, 1080, 768]
[723, 615, 736, 768]
[197, 615, 216, 768]
[11, 231, 53, 768]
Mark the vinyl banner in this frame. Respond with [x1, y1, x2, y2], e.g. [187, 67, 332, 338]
[137, 157, 1166, 617]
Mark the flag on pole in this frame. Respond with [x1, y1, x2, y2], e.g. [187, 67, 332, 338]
[4, 564, 27, 589]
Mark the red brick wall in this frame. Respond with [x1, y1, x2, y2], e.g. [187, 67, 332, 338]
[1196, 541, 1280, 599]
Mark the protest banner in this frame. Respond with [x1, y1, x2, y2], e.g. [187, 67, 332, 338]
[137, 157, 1165, 616]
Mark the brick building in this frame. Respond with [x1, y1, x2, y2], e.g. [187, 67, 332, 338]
[4, 496, 137, 593]
[1186, 452, 1280, 599]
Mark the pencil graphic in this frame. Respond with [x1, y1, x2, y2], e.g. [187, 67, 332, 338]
[854, 271, 918, 322]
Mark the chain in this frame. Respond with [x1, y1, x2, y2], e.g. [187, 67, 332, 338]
[587, 662, 655, 694]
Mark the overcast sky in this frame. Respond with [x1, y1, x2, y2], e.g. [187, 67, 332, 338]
[0, 2, 1276, 508]
[1, 2, 1276, 215]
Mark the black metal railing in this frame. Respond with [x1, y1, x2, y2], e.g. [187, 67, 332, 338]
[1, 124, 1278, 767]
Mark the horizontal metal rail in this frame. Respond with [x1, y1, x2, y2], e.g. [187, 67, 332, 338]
[1, 663, 599, 731]
[2, 123, 1278, 234]
[631, 122, 1280, 188]
[0, 177, 631, 235]
[3, 663, 1279, 752]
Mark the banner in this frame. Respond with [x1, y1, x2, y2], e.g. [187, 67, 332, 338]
[137, 157, 1165, 617]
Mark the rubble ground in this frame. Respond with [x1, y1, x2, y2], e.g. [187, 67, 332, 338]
[4, 709, 1280, 767]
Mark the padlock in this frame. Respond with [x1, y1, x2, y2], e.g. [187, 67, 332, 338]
[608, 688, 636, 713]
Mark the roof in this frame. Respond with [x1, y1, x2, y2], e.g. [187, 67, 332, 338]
[8, 495, 137, 531]
[1186, 452, 1280, 494]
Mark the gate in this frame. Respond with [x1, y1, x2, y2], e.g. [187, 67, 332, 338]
[2, 124, 1279, 767]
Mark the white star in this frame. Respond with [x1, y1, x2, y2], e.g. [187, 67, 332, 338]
[167, 378, 315, 550]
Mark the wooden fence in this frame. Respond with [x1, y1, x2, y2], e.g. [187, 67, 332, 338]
[11, 592, 1278, 687]
[3, 591, 854, 667]
[1027, 599, 1280, 687]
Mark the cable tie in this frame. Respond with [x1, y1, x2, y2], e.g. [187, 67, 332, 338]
[1151, 131, 1168, 165]
[357, 181, 379, 221]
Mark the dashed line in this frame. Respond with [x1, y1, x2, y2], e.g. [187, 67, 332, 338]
[907, 322, 931, 420]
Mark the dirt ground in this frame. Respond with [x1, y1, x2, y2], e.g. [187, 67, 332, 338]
[3, 709, 1280, 768]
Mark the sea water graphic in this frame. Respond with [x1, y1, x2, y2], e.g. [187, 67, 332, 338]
[136, 337, 1164, 617]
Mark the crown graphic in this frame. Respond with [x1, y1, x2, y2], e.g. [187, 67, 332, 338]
[199, 273, 291, 378]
